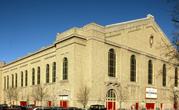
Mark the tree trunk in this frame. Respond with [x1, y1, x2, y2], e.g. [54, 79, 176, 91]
[120, 101, 122, 110]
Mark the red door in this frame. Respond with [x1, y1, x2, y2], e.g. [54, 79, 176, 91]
[146, 103, 155, 110]
[136, 103, 139, 110]
[60, 100, 68, 108]
[20, 101, 27, 106]
[48, 101, 52, 107]
[106, 101, 116, 110]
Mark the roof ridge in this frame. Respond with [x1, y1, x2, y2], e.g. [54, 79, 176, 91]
[105, 14, 154, 27]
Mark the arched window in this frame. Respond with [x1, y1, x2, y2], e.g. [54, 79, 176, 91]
[32, 68, 35, 85]
[52, 62, 56, 82]
[175, 67, 178, 87]
[108, 49, 116, 77]
[46, 64, 50, 83]
[149, 35, 154, 47]
[163, 64, 167, 87]
[148, 60, 153, 84]
[4, 77, 6, 89]
[130, 55, 136, 82]
[63, 57, 68, 80]
[25, 70, 28, 86]
[106, 89, 116, 99]
[37, 67, 40, 84]
[12, 74, 14, 88]
[15, 73, 17, 88]
[21, 71, 23, 87]
[7, 75, 9, 89]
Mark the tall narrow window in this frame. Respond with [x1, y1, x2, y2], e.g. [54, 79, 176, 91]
[25, 70, 28, 86]
[175, 67, 178, 87]
[15, 73, 17, 88]
[4, 77, 6, 90]
[148, 60, 153, 84]
[37, 67, 40, 84]
[149, 35, 154, 47]
[12, 74, 14, 88]
[7, 75, 9, 89]
[46, 64, 50, 83]
[130, 55, 136, 82]
[63, 57, 68, 80]
[21, 71, 23, 87]
[163, 64, 167, 87]
[32, 68, 35, 85]
[108, 49, 116, 77]
[52, 62, 56, 82]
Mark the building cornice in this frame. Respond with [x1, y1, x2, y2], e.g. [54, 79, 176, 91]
[3, 45, 55, 68]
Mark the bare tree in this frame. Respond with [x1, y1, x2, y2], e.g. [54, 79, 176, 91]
[167, 84, 179, 110]
[50, 86, 58, 106]
[26, 93, 30, 105]
[4, 88, 14, 106]
[163, 1, 179, 109]
[31, 84, 49, 107]
[77, 85, 90, 108]
[5, 87, 19, 106]
[12, 88, 19, 105]
[166, 0, 179, 62]
[117, 85, 128, 110]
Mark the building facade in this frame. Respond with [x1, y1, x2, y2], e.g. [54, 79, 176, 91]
[0, 14, 178, 110]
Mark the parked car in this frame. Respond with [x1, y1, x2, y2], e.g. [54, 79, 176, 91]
[0, 104, 8, 110]
[89, 105, 106, 110]
[67, 107, 82, 110]
[33, 107, 51, 110]
[51, 106, 66, 110]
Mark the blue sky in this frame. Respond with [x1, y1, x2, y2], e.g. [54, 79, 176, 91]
[0, 0, 175, 63]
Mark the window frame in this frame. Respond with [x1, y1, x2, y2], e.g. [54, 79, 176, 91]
[130, 55, 136, 82]
[4, 76, 6, 90]
[12, 74, 14, 88]
[63, 57, 68, 80]
[108, 49, 116, 77]
[25, 70, 28, 86]
[32, 68, 35, 85]
[46, 64, 50, 83]
[52, 62, 56, 82]
[15, 73, 17, 88]
[37, 67, 40, 84]
[21, 71, 23, 87]
[148, 60, 153, 84]
[162, 64, 167, 87]
[7, 75, 9, 89]
[175, 67, 178, 87]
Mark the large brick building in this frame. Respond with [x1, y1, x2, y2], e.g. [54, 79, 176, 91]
[0, 14, 178, 110]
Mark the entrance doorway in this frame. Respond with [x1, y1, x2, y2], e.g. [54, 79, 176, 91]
[60, 100, 68, 108]
[146, 103, 155, 110]
[59, 95, 69, 108]
[106, 89, 116, 110]
[20, 101, 27, 106]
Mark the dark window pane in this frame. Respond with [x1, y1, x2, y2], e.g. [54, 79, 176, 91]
[108, 49, 116, 77]
[175, 67, 178, 87]
[130, 55, 136, 82]
[25, 70, 28, 86]
[21, 71, 23, 87]
[46, 64, 50, 83]
[32, 68, 35, 85]
[52, 62, 56, 82]
[163, 64, 167, 86]
[148, 60, 153, 84]
[63, 58, 68, 80]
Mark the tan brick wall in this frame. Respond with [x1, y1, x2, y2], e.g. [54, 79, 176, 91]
[0, 15, 177, 109]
